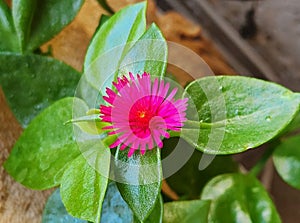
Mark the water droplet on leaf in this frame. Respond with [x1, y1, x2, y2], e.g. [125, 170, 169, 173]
[265, 116, 272, 122]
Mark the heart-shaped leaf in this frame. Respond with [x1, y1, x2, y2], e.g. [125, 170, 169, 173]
[4, 97, 87, 190]
[119, 23, 167, 78]
[84, 2, 146, 71]
[273, 135, 300, 190]
[82, 2, 146, 105]
[163, 200, 211, 223]
[182, 76, 300, 154]
[24, 0, 84, 51]
[60, 141, 110, 223]
[0, 52, 81, 127]
[115, 147, 162, 222]
[201, 173, 281, 223]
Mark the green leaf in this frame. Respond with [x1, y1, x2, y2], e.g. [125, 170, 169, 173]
[163, 200, 211, 223]
[101, 183, 163, 223]
[119, 23, 167, 78]
[162, 138, 238, 199]
[0, 0, 18, 51]
[143, 195, 163, 223]
[4, 97, 87, 190]
[60, 140, 110, 223]
[96, 0, 114, 14]
[26, 0, 84, 51]
[84, 2, 146, 69]
[83, 2, 146, 93]
[12, 0, 37, 52]
[115, 147, 162, 222]
[273, 135, 300, 190]
[42, 189, 88, 223]
[201, 173, 281, 223]
[0, 52, 80, 127]
[182, 76, 300, 154]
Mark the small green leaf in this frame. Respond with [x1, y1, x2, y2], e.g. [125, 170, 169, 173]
[201, 173, 281, 223]
[115, 147, 162, 222]
[0, 52, 80, 127]
[83, 2, 146, 94]
[163, 200, 211, 223]
[12, 0, 37, 52]
[162, 138, 238, 199]
[273, 135, 300, 190]
[61, 141, 110, 223]
[42, 189, 88, 223]
[26, 0, 84, 51]
[182, 76, 300, 154]
[0, 0, 18, 51]
[4, 97, 87, 190]
[119, 23, 167, 78]
[84, 2, 146, 70]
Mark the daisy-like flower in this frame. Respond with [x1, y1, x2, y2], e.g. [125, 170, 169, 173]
[100, 72, 188, 157]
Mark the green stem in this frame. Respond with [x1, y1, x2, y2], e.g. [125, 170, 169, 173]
[249, 141, 278, 176]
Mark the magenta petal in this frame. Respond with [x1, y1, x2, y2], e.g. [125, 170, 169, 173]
[99, 72, 188, 157]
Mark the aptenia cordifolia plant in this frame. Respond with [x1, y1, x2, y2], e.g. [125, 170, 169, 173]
[1, 1, 300, 223]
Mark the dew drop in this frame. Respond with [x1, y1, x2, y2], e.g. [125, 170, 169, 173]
[265, 116, 272, 122]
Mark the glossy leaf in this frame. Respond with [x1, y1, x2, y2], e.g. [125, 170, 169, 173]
[0, 52, 81, 127]
[83, 2, 146, 93]
[143, 195, 163, 223]
[12, 0, 37, 52]
[0, 0, 18, 51]
[42, 189, 88, 223]
[162, 138, 238, 199]
[115, 147, 162, 222]
[273, 135, 300, 189]
[201, 173, 281, 223]
[279, 94, 300, 135]
[60, 141, 110, 223]
[163, 200, 211, 223]
[4, 97, 87, 189]
[84, 2, 146, 69]
[101, 183, 163, 223]
[182, 76, 300, 154]
[119, 23, 167, 78]
[26, 0, 84, 51]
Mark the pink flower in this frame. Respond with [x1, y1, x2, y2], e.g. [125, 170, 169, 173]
[100, 72, 188, 157]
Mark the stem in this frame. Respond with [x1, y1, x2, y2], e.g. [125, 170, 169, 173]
[249, 141, 278, 176]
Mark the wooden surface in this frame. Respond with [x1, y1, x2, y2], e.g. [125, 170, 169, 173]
[0, 0, 234, 222]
